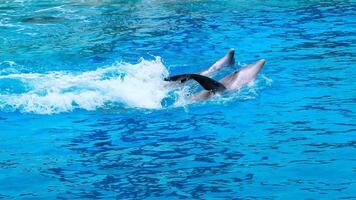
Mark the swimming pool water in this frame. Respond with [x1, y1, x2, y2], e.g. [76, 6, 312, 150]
[0, 0, 355, 199]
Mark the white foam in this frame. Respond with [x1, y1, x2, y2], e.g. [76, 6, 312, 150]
[0, 57, 170, 114]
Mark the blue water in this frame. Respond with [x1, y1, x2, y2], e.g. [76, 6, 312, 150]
[1, 0, 355, 199]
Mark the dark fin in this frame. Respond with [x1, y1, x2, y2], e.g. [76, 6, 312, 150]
[164, 74, 190, 83]
[227, 48, 235, 65]
[190, 74, 226, 92]
[164, 73, 226, 92]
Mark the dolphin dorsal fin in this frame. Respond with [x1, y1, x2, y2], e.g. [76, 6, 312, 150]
[164, 74, 226, 92]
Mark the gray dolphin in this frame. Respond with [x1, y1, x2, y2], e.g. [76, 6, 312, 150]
[164, 49, 265, 101]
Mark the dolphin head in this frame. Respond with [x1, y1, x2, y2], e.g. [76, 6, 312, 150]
[229, 59, 265, 89]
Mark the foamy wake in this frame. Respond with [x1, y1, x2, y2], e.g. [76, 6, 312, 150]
[0, 57, 172, 114]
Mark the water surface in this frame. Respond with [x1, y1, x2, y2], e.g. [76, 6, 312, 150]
[0, 0, 355, 199]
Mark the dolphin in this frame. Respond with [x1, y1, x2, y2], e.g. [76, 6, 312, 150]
[164, 49, 265, 101]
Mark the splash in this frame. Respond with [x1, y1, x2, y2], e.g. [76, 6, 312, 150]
[0, 57, 170, 114]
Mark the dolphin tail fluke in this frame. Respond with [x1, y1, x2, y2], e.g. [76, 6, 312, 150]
[164, 74, 226, 92]
[164, 74, 190, 83]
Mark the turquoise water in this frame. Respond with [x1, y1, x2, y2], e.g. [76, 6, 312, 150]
[1, 0, 355, 199]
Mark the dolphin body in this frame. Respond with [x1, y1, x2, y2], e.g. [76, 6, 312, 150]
[164, 50, 265, 101]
